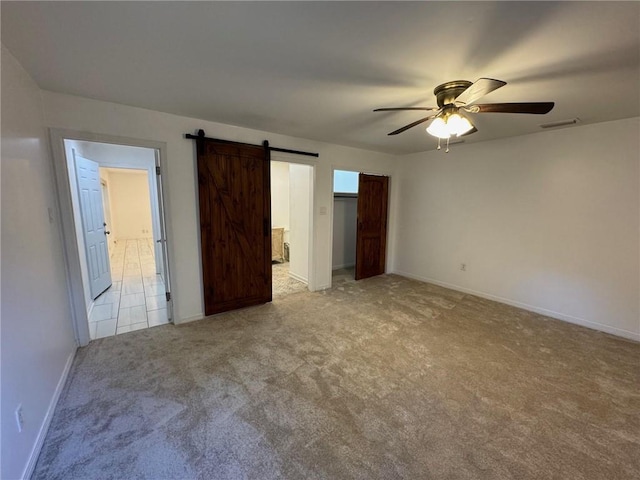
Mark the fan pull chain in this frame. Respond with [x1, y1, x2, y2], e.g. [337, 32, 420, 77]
[437, 138, 441, 150]
[445, 137, 450, 153]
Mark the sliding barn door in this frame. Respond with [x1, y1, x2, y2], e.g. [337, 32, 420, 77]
[355, 173, 389, 280]
[197, 139, 271, 315]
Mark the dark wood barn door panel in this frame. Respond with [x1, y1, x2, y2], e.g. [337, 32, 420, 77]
[355, 173, 389, 280]
[197, 139, 271, 315]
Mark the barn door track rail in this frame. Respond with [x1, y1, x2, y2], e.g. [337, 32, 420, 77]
[184, 129, 319, 158]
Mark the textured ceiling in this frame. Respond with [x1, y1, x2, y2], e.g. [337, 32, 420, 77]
[2, 1, 639, 154]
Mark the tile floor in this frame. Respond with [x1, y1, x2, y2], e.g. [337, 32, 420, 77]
[272, 261, 307, 298]
[88, 238, 169, 339]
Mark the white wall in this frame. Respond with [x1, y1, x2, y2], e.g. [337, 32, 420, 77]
[41, 91, 399, 322]
[108, 170, 153, 240]
[1, 46, 77, 480]
[332, 196, 358, 269]
[270, 161, 290, 242]
[289, 164, 313, 283]
[394, 117, 640, 340]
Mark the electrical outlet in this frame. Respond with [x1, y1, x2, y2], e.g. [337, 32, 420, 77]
[460, 263, 467, 272]
[15, 405, 24, 433]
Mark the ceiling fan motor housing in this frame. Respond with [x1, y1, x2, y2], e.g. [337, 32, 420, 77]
[434, 80, 472, 107]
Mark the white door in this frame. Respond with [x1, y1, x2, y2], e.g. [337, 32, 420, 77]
[75, 155, 112, 299]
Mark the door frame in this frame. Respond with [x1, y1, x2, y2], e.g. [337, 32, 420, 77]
[329, 165, 393, 287]
[271, 151, 317, 292]
[100, 178, 115, 257]
[49, 128, 174, 346]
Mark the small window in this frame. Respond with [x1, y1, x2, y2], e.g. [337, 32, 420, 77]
[333, 170, 358, 194]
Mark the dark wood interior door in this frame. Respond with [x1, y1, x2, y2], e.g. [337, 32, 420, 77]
[355, 173, 389, 280]
[197, 139, 271, 315]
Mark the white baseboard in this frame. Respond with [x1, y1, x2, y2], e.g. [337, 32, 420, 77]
[23, 349, 76, 479]
[288, 271, 308, 285]
[392, 270, 640, 342]
[175, 314, 204, 325]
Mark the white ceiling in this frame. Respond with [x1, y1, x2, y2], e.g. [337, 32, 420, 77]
[2, 1, 639, 155]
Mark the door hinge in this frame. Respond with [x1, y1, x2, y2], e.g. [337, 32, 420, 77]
[264, 219, 269, 236]
[156, 166, 161, 175]
[165, 291, 171, 302]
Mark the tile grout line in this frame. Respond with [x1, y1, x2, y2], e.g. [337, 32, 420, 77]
[93, 237, 167, 338]
[120, 239, 147, 334]
[113, 240, 126, 332]
[139, 238, 150, 331]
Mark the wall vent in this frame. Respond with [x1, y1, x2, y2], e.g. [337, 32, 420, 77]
[540, 118, 580, 129]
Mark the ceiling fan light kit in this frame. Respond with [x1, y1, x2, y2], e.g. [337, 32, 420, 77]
[426, 117, 450, 138]
[426, 110, 474, 138]
[425, 108, 475, 153]
[375, 77, 555, 153]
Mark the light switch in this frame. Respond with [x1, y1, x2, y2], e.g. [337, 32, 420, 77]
[319, 206, 327, 215]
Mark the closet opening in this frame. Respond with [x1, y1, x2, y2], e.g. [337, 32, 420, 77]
[331, 169, 390, 284]
[332, 170, 359, 282]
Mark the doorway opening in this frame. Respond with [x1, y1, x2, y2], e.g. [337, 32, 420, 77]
[332, 170, 359, 283]
[56, 136, 172, 343]
[331, 169, 390, 284]
[270, 160, 314, 298]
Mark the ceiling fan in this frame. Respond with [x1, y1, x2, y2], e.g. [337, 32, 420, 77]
[374, 78, 554, 151]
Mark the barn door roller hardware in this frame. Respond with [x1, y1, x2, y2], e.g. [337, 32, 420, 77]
[184, 129, 319, 158]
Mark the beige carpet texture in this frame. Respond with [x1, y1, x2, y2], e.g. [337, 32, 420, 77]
[33, 271, 639, 479]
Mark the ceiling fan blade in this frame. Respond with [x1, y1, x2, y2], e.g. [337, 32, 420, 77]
[388, 114, 438, 135]
[374, 107, 439, 112]
[454, 78, 506, 105]
[469, 102, 555, 114]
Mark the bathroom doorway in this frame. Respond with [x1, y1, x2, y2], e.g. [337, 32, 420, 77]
[51, 131, 172, 345]
[270, 159, 314, 298]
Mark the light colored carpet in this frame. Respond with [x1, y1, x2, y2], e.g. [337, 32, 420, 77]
[272, 262, 307, 298]
[33, 272, 639, 479]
